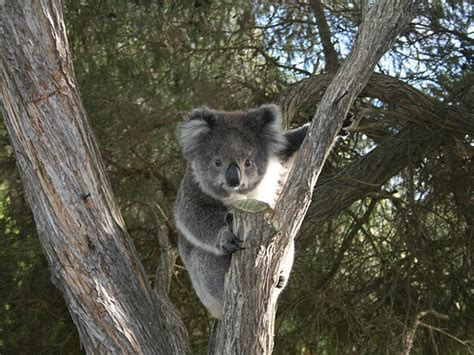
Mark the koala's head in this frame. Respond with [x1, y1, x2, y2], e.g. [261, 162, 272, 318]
[177, 104, 285, 201]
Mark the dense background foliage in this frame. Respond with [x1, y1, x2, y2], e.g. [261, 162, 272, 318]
[1, 0, 472, 353]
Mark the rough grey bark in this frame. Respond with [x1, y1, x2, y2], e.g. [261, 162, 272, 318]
[214, 200, 279, 354]
[0, 1, 189, 353]
[214, 1, 419, 353]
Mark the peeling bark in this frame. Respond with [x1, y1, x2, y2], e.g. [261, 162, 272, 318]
[1, 1, 189, 353]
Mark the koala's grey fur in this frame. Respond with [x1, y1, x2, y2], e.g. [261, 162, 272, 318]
[174, 104, 308, 319]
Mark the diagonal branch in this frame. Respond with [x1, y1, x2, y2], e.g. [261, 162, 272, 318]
[274, 0, 418, 234]
[277, 71, 473, 233]
[280, 72, 474, 136]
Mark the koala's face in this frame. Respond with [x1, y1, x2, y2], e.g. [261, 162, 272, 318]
[191, 121, 265, 199]
[178, 104, 285, 201]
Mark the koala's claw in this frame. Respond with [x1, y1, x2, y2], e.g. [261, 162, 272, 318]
[338, 129, 350, 139]
[221, 229, 244, 254]
[223, 238, 244, 254]
[338, 112, 354, 138]
[343, 112, 354, 127]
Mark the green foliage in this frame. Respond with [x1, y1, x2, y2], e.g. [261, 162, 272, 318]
[1, 0, 472, 353]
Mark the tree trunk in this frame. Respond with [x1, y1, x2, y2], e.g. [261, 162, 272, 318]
[214, 1, 419, 353]
[0, 1, 189, 353]
[214, 200, 279, 354]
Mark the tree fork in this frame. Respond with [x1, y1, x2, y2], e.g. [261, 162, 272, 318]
[216, 1, 419, 353]
[214, 200, 280, 353]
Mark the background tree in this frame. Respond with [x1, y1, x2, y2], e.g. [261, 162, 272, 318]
[1, 0, 472, 354]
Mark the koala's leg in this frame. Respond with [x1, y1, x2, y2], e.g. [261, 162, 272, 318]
[180, 238, 231, 319]
[198, 252, 231, 319]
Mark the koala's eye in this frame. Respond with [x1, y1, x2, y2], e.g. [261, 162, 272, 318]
[244, 159, 252, 168]
[214, 159, 222, 167]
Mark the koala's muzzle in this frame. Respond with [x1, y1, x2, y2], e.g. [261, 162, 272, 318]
[225, 162, 241, 187]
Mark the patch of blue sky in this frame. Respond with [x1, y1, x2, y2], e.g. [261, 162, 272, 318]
[254, 2, 356, 81]
[254, 0, 471, 94]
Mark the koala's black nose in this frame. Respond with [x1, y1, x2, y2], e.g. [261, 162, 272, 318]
[225, 162, 241, 187]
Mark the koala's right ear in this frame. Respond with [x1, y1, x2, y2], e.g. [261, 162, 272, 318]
[178, 107, 215, 156]
[249, 104, 286, 154]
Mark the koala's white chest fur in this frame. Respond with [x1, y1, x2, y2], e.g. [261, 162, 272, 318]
[220, 156, 290, 210]
[246, 157, 286, 208]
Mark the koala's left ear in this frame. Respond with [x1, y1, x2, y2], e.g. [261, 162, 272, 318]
[177, 107, 215, 156]
[249, 104, 286, 153]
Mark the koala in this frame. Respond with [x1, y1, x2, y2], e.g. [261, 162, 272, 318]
[173, 104, 307, 319]
[174, 104, 352, 319]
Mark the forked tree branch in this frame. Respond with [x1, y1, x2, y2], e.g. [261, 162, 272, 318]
[215, 1, 419, 353]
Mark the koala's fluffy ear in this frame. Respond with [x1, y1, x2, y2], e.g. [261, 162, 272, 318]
[178, 107, 215, 156]
[250, 104, 286, 153]
[252, 104, 283, 130]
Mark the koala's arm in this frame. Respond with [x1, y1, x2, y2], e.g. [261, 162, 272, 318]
[279, 123, 309, 160]
[175, 196, 242, 256]
[280, 113, 355, 159]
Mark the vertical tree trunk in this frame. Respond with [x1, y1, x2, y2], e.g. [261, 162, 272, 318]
[1, 1, 189, 353]
[214, 1, 419, 353]
[214, 200, 279, 354]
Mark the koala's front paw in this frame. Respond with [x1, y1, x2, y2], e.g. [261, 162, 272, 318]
[338, 112, 354, 138]
[218, 227, 244, 255]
